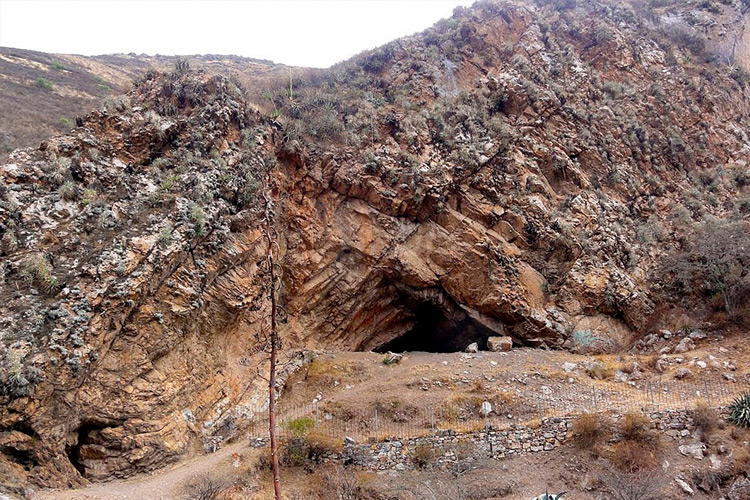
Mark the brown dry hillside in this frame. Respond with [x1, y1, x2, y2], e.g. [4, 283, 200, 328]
[0, 48, 291, 158]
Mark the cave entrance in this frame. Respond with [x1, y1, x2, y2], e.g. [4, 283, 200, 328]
[375, 300, 498, 354]
[66, 422, 106, 477]
[1, 446, 37, 472]
[1, 422, 40, 472]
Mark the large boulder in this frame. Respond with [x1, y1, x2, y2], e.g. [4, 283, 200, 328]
[487, 336, 513, 352]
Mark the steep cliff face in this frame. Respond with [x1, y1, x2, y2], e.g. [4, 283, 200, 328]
[1, 0, 749, 491]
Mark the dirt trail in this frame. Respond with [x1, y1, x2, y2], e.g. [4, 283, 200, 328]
[32, 441, 253, 500]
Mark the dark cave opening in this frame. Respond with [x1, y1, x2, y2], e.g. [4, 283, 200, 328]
[66, 422, 106, 477]
[375, 300, 498, 353]
[1, 422, 40, 472]
[1, 446, 37, 472]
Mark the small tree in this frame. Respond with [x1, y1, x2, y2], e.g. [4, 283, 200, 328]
[660, 219, 750, 320]
[182, 474, 226, 500]
[606, 468, 665, 500]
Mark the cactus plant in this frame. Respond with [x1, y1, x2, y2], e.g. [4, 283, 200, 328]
[728, 392, 750, 428]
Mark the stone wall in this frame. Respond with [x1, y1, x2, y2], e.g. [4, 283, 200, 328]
[250, 407, 726, 471]
[337, 418, 571, 471]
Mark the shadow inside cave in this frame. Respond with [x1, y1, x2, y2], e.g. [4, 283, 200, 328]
[374, 299, 499, 353]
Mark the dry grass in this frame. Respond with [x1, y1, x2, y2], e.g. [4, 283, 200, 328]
[494, 390, 519, 407]
[636, 354, 659, 372]
[410, 442, 436, 470]
[320, 400, 358, 424]
[307, 431, 343, 457]
[607, 440, 660, 473]
[586, 361, 617, 380]
[248, 463, 374, 500]
[692, 403, 719, 438]
[469, 378, 487, 393]
[619, 412, 655, 443]
[182, 474, 227, 500]
[302, 358, 367, 388]
[730, 425, 750, 441]
[586, 355, 640, 380]
[544, 369, 575, 381]
[727, 446, 750, 476]
[571, 413, 612, 449]
[373, 398, 421, 423]
[437, 394, 485, 423]
[605, 468, 666, 500]
[602, 412, 663, 473]
[408, 364, 432, 374]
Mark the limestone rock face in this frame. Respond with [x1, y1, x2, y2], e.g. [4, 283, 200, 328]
[0, 0, 748, 488]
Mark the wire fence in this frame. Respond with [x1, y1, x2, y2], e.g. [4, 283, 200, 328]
[245, 378, 749, 443]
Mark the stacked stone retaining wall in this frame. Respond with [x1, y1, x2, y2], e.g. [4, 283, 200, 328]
[248, 407, 725, 471]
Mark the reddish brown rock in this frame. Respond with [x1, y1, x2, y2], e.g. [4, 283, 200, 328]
[487, 336, 513, 352]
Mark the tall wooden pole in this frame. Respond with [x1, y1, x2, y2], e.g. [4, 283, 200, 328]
[264, 185, 282, 500]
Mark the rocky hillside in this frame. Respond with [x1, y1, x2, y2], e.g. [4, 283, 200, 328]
[0, 48, 288, 159]
[0, 0, 749, 493]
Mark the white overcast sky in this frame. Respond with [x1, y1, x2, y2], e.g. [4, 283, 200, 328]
[0, 0, 475, 68]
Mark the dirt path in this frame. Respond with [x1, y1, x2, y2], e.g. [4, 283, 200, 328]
[32, 441, 254, 500]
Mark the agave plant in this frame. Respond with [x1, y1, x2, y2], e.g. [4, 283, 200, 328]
[728, 392, 750, 428]
[533, 491, 566, 500]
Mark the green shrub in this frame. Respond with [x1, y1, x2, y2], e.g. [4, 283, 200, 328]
[81, 188, 97, 206]
[175, 57, 190, 74]
[281, 437, 310, 467]
[160, 174, 177, 192]
[189, 204, 206, 236]
[363, 150, 383, 174]
[158, 223, 172, 247]
[3, 350, 27, 395]
[285, 416, 314, 437]
[22, 254, 57, 292]
[50, 61, 66, 71]
[237, 173, 260, 207]
[0, 349, 42, 398]
[34, 77, 53, 90]
[729, 393, 750, 428]
[147, 192, 163, 207]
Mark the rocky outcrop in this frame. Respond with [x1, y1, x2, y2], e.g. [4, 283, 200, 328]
[0, 0, 748, 490]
